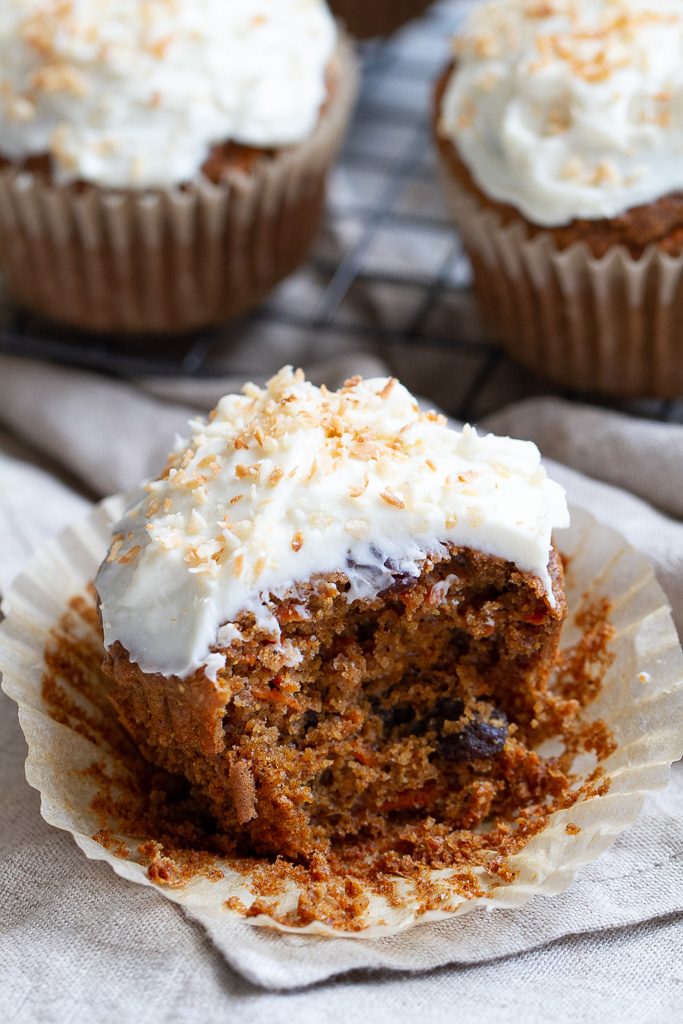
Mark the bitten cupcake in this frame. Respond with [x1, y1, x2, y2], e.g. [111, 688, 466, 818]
[329, 0, 433, 39]
[96, 367, 569, 862]
[435, 0, 683, 397]
[0, 1, 357, 334]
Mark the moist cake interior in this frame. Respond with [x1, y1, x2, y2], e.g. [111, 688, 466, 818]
[108, 543, 567, 864]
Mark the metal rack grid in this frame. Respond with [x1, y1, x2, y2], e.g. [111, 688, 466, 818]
[1, 0, 682, 426]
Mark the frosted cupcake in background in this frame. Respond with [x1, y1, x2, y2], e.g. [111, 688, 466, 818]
[435, 0, 683, 397]
[329, 0, 434, 39]
[0, 0, 358, 334]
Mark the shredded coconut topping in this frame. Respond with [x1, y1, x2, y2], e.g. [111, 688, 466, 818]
[440, 0, 683, 226]
[0, 0, 335, 188]
[96, 367, 569, 679]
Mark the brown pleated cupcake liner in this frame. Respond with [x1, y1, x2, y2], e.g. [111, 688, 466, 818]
[2, 495, 683, 935]
[0, 35, 358, 336]
[329, 0, 433, 39]
[437, 164, 683, 398]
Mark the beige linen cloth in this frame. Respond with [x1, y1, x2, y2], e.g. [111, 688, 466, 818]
[1, 351, 683, 1023]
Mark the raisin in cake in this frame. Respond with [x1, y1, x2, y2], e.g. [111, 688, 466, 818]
[96, 368, 569, 861]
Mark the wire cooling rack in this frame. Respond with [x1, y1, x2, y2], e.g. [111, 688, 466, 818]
[1, 0, 682, 425]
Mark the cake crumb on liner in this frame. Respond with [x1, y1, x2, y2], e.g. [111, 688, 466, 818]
[1, 494, 682, 937]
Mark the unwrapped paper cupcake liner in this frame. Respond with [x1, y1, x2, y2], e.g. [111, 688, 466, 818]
[1, 494, 682, 938]
[329, 0, 434, 39]
[438, 168, 683, 398]
[0, 35, 358, 336]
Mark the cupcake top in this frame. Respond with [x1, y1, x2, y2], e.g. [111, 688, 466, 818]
[96, 367, 569, 680]
[0, 0, 336, 189]
[439, 0, 683, 226]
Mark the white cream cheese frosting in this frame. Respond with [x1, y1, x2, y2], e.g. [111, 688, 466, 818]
[0, 0, 336, 189]
[95, 367, 570, 680]
[440, 0, 683, 226]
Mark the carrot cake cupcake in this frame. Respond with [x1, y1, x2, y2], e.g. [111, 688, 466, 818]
[330, 0, 433, 39]
[0, 1, 357, 334]
[96, 367, 570, 862]
[435, 0, 683, 396]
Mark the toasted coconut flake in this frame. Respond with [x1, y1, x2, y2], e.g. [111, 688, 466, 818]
[345, 518, 370, 539]
[188, 509, 206, 535]
[106, 536, 124, 563]
[348, 473, 370, 499]
[466, 506, 484, 528]
[118, 544, 141, 565]
[379, 377, 397, 399]
[380, 489, 406, 510]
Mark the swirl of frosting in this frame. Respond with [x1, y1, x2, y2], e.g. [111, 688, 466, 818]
[96, 367, 569, 680]
[439, 0, 683, 226]
[0, 0, 336, 189]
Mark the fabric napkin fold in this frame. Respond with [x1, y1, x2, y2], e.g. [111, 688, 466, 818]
[1, 352, 682, 1002]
